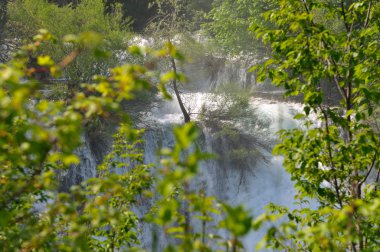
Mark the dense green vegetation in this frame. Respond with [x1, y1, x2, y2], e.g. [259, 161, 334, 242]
[0, 29, 254, 251]
[203, 0, 275, 55]
[253, 1, 380, 250]
[8, 0, 130, 88]
[0, 0, 379, 251]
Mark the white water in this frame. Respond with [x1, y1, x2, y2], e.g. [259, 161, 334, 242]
[63, 55, 311, 251]
[140, 92, 305, 251]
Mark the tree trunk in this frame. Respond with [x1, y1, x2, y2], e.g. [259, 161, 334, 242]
[170, 56, 190, 123]
[0, 0, 7, 42]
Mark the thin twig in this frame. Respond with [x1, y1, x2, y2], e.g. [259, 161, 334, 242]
[320, 107, 344, 208]
[358, 152, 378, 187]
[364, 1, 372, 28]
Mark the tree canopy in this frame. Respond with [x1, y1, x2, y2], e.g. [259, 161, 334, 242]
[0, 0, 380, 251]
[253, 0, 380, 250]
[7, 0, 131, 86]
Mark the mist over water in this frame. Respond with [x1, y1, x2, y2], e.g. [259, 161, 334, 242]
[143, 92, 304, 250]
[63, 53, 310, 251]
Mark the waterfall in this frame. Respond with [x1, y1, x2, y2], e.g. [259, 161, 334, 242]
[142, 94, 305, 250]
[59, 135, 98, 192]
[64, 54, 309, 251]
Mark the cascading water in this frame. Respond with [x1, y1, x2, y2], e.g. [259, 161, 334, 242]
[59, 135, 98, 192]
[66, 54, 310, 251]
[141, 92, 306, 250]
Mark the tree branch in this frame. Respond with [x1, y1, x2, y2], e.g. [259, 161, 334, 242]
[358, 151, 378, 188]
[170, 55, 190, 123]
[340, 0, 350, 31]
[58, 48, 82, 69]
[364, 1, 372, 28]
[321, 107, 343, 208]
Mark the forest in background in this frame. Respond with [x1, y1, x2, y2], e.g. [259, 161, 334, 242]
[0, 0, 380, 251]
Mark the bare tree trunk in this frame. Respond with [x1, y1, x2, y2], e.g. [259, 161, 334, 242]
[170, 56, 190, 123]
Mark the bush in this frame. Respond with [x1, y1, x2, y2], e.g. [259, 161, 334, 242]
[7, 0, 131, 84]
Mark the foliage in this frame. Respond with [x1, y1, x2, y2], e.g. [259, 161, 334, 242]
[0, 0, 9, 62]
[104, 0, 155, 32]
[146, 121, 257, 251]
[7, 0, 131, 85]
[253, 0, 380, 250]
[0, 0, 6, 36]
[105, 0, 213, 32]
[147, 0, 212, 36]
[203, 0, 276, 55]
[146, 0, 195, 123]
[201, 85, 253, 122]
[0, 29, 155, 250]
[199, 85, 271, 181]
[147, 0, 191, 38]
[0, 30, 255, 251]
[87, 125, 151, 250]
